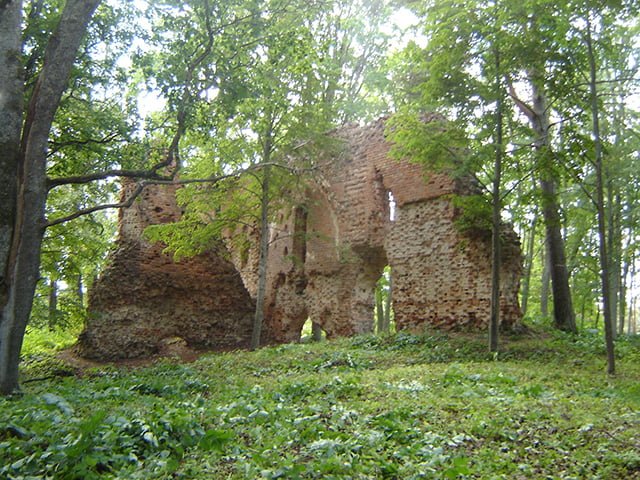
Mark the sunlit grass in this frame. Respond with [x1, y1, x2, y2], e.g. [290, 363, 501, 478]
[21, 325, 83, 356]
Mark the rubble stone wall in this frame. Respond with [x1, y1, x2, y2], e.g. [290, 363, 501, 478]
[79, 182, 255, 360]
[82, 118, 522, 358]
[257, 119, 521, 341]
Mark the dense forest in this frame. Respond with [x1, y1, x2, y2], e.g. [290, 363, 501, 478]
[1, 0, 639, 477]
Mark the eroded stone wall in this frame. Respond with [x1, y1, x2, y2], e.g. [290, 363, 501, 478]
[253, 119, 522, 342]
[83, 118, 522, 358]
[79, 181, 255, 360]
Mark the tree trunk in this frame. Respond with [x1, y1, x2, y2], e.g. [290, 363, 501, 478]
[77, 273, 84, 307]
[489, 46, 503, 352]
[0, 0, 23, 319]
[0, 0, 101, 395]
[251, 163, 270, 350]
[375, 285, 384, 333]
[48, 278, 58, 330]
[529, 76, 577, 333]
[620, 243, 634, 335]
[520, 214, 538, 317]
[540, 240, 551, 318]
[630, 297, 637, 335]
[251, 115, 274, 350]
[586, 18, 615, 374]
[607, 189, 620, 337]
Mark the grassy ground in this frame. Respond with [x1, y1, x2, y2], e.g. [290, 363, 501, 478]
[1, 328, 639, 479]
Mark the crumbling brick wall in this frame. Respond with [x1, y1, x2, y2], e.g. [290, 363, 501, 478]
[78, 181, 255, 360]
[253, 119, 522, 342]
[83, 118, 521, 358]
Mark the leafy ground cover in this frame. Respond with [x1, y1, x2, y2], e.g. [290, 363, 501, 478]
[1, 329, 639, 479]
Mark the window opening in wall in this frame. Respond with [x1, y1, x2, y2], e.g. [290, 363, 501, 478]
[300, 318, 325, 342]
[374, 265, 394, 333]
[388, 191, 396, 221]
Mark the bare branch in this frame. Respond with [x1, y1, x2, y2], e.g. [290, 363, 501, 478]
[505, 76, 537, 124]
[44, 161, 304, 228]
[47, 165, 172, 190]
[46, 182, 146, 228]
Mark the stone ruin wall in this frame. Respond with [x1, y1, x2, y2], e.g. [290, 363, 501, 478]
[256, 119, 521, 343]
[78, 181, 255, 360]
[80, 118, 522, 359]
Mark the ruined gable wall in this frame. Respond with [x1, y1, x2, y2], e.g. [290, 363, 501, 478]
[79, 181, 255, 360]
[83, 116, 522, 359]
[355, 119, 522, 330]
[257, 118, 521, 341]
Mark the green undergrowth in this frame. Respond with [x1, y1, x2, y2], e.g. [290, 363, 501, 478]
[2, 329, 639, 479]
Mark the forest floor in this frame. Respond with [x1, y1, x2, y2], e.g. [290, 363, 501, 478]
[2, 327, 639, 479]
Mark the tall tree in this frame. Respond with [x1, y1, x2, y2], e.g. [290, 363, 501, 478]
[0, 0, 192, 395]
[388, 0, 523, 348]
[145, 0, 393, 348]
[0, 0, 102, 395]
[584, 13, 615, 373]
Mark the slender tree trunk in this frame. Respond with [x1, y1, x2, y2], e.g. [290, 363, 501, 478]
[605, 189, 620, 337]
[620, 244, 634, 335]
[618, 241, 630, 335]
[0, 0, 102, 395]
[489, 46, 503, 352]
[529, 77, 576, 333]
[48, 278, 57, 330]
[540, 240, 551, 317]
[586, 18, 615, 374]
[77, 273, 84, 307]
[251, 122, 274, 350]
[520, 214, 538, 317]
[580, 294, 587, 329]
[630, 297, 637, 335]
[375, 285, 384, 333]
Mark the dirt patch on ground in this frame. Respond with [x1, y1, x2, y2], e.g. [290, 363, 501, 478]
[56, 340, 205, 375]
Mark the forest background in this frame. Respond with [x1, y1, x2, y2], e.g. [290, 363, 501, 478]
[0, 0, 639, 390]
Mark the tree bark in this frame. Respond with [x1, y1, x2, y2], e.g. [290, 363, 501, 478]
[48, 278, 57, 330]
[529, 76, 577, 333]
[489, 46, 503, 352]
[520, 214, 538, 317]
[586, 18, 615, 374]
[77, 273, 84, 307]
[375, 285, 384, 333]
[0, 0, 23, 316]
[0, 0, 102, 395]
[250, 116, 274, 350]
[540, 239, 551, 318]
[607, 189, 620, 337]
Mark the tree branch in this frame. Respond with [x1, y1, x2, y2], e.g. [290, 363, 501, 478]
[46, 182, 146, 228]
[45, 162, 302, 228]
[505, 76, 537, 124]
[47, 132, 121, 157]
[47, 165, 172, 190]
